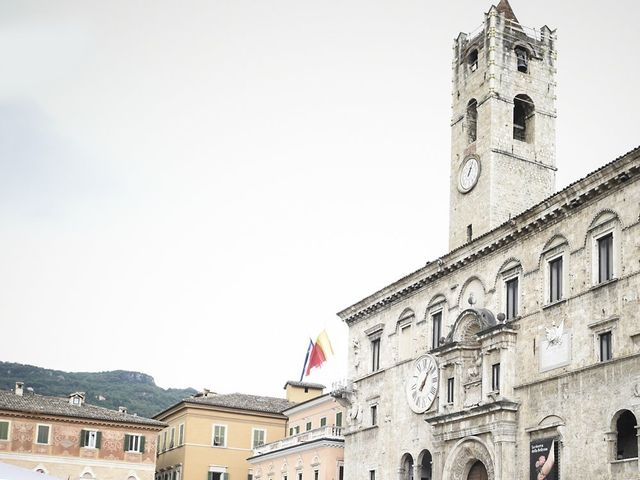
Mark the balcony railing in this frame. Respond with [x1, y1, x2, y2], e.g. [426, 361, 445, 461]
[252, 426, 343, 456]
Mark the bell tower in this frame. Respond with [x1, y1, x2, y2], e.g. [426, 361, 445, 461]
[448, 0, 557, 250]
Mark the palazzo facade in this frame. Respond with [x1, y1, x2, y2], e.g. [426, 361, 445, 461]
[334, 2, 640, 480]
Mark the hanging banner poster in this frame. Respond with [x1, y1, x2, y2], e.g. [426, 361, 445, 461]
[530, 438, 557, 480]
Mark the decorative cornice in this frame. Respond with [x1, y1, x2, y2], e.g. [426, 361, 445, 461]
[425, 400, 519, 426]
[338, 146, 640, 326]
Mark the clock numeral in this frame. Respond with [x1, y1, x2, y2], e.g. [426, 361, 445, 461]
[430, 384, 437, 395]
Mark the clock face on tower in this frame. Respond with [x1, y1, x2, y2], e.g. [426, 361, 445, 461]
[405, 354, 439, 413]
[458, 156, 480, 193]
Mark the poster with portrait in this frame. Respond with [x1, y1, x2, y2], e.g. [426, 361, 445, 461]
[530, 438, 557, 480]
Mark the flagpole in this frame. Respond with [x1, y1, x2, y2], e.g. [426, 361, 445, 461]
[299, 339, 314, 381]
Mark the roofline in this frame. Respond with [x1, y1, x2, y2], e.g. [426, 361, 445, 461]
[0, 407, 166, 430]
[282, 393, 334, 415]
[338, 145, 640, 324]
[282, 381, 326, 390]
[154, 399, 289, 421]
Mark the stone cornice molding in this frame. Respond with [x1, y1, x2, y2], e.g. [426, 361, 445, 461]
[338, 146, 640, 326]
[426, 400, 519, 426]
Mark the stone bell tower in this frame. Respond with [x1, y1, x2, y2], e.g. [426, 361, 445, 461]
[448, 0, 557, 250]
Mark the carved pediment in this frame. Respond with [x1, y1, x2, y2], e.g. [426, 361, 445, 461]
[446, 308, 497, 344]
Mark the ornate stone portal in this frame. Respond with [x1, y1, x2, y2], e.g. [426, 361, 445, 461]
[442, 438, 495, 480]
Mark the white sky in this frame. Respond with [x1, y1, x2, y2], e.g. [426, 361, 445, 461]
[1, 0, 638, 400]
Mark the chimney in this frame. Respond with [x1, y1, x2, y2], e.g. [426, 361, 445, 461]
[15, 382, 24, 396]
[118, 406, 127, 414]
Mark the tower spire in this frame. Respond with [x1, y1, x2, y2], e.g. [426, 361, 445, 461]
[495, 0, 520, 24]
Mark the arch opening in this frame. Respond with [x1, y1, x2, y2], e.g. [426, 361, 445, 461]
[467, 461, 487, 480]
[467, 99, 478, 144]
[401, 453, 415, 480]
[468, 49, 478, 72]
[513, 94, 534, 142]
[616, 410, 638, 459]
[419, 450, 433, 480]
[515, 46, 529, 73]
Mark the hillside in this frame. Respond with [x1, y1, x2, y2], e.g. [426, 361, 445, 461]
[0, 362, 197, 418]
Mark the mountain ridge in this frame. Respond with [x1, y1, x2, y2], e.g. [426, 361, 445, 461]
[0, 361, 197, 418]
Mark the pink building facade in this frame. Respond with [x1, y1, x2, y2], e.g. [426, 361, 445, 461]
[248, 386, 345, 480]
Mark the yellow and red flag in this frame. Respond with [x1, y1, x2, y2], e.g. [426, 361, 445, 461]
[300, 330, 334, 379]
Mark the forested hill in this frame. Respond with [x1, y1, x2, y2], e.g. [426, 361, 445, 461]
[0, 362, 197, 418]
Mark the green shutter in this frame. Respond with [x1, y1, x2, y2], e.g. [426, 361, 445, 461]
[139, 435, 146, 453]
[207, 473, 214, 480]
[0, 422, 8, 440]
[222, 473, 229, 480]
[96, 431, 102, 449]
[80, 430, 86, 447]
[124, 434, 130, 451]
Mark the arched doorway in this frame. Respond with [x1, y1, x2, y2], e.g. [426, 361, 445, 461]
[401, 453, 414, 480]
[418, 450, 432, 480]
[467, 461, 487, 480]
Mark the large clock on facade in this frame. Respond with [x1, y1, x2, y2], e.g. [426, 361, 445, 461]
[458, 156, 480, 193]
[405, 354, 439, 413]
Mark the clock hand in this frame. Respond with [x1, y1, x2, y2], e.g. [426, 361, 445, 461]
[419, 372, 428, 391]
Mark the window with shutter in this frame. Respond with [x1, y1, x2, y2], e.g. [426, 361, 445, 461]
[0, 421, 9, 441]
[335, 412, 342, 427]
[36, 425, 50, 445]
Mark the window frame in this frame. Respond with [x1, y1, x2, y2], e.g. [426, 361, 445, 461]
[447, 377, 455, 404]
[252, 428, 266, 448]
[597, 232, 614, 284]
[365, 324, 384, 373]
[491, 363, 501, 392]
[371, 338, 381, 372]
[35, 424, 50, 445]
[124, 433, 144, 453]
[0, 420, 10, 441]
[319, 417, 327, 427]
[81, 429, 100, 449]
[548, 255, 563, 303]
[212, 424, 228, 448]
[505, 275, 519, 320]
[178, 423, 185, 446]
[589, 217, 620, 287]
[431, 310, 443, 349]
[370, 404, 378, 427]
[335, 412, 343, 427]
[599, 331, 613, 362]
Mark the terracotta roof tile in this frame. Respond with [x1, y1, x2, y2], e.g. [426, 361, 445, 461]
[183, 393, 294, 414]
[0, 390, 165, 427]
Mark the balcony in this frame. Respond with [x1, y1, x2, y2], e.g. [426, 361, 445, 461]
[252, 426, 344, 456]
